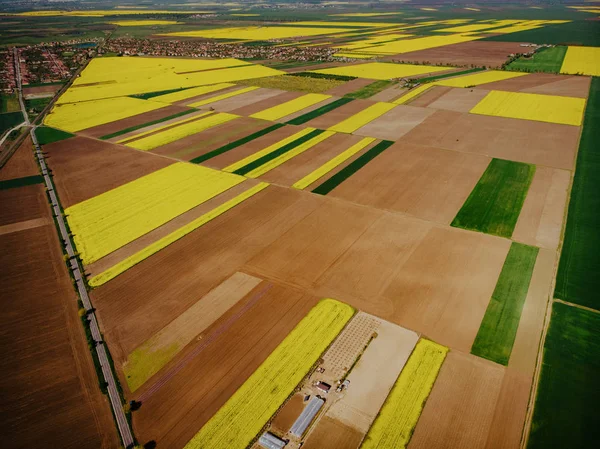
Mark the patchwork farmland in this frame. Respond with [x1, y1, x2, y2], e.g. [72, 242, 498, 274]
[1, 4, 599, 449]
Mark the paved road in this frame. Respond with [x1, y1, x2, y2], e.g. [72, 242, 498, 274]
[15, 47, 135, 448]
[0, 122, 26, 148]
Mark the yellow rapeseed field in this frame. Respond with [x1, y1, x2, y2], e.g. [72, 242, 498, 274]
[116, 111, 213, 143]
[44, 96, 165, 132]
[312, 62, 451, 80]
[250, 93, 331, 121]
[470, 90, 585, 126]
[161, 26, 350, 40]
[560, 46, 600, 76]
[90, 183, 268, 287]
[183, 298, 355, 449]
[151, 83, 235, 104]
[56, 57, 282, 103]
[110, 20, 179, 26]
[125, 113, 238, 150]
[293, 137, 376, 189]
[67, 163, 244, 265]
[224, 127, 317, 173]
[361, 339, 448, 449]
[236, 75, 345, 93]
[329, 102, 397, 133]
[436, 20, 523, 33]
[335, 34, 479, 55]
[186, 86, 259, 108]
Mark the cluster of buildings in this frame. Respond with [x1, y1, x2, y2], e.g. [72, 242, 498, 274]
[100, 38, 338, 62]
[17, 44, 91, 85]
[0, 50, 16, 93]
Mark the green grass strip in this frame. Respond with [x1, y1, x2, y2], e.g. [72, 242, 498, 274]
[233, 129, 324, 176]
[286, 98, 354, 125]
[415, 67, 486, 84]
[554, 77, 600, 310]
[0, 175, 44, 190]
[312, 140, 394, 195]
[344, 80, 394, 100]
[130, 87, 193, 100]
[451, 158, 535, 238]
[190, 123, 285, 164]
[471, 242, 539, 365]
[99, 109, 196, 140]
[528, 302, 600, 449]
[292, 72, 357, 82]
[506, 46, 567, 74]
[35, 126, 74, 145]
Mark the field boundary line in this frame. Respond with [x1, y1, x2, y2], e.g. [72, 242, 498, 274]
[553, 298, 600, 314]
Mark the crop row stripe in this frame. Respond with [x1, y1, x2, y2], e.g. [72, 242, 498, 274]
[286, 97, 354, 126]
[292, 136, 376, 190]
[223, 127, 316, 173]
[190, 123, 285, 164]
[187, 86, 260, 108]
[328, 101, 397, 133]
[313, 139, 394, 195]
[360, 339, 448, 449]
[245, 130, 336, 178]
[249, 93, 332, 121]
[100, 108, 197, 140]
[393, 84, 433, 105]
[232, 129, 325, 176]
[89, 182, 269, 287]
[150, 82, 235, 104]
[116, 111, 213, 144]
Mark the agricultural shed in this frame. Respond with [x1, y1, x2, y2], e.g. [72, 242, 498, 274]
[290, 396, 325, 437]
[258, 432, 287, 449]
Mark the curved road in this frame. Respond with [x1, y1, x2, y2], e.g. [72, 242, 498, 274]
[14, 47, 135, 448]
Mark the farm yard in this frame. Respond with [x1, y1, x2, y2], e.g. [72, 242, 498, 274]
[1, 3, 599, 449]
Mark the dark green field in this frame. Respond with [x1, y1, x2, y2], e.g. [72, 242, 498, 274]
[506, 46, 567, 74]
[528, 302, 600, 449]
[554, 77, 600, 310]
[0, 111, 24, 134]
[344, 80, 394, 99]
[471, 242, 539, 365]
[34, 126, 73, 145]
[286, 98, 353, 125]
[484, 20, 600, 47]
[451, 158, 535, 238]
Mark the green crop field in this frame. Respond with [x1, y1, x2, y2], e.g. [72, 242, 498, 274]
[506, 46, 567, 74]
[35, 126, 74, 145]
[344, 80, 394, 99]
[0, 111, 24, 135]
[451, 158, 535, 238]
[471, 242, 539, 365]
[554, 77, 600, 310]
[484, 20, 600, 47]
[528, 302, 600, 449]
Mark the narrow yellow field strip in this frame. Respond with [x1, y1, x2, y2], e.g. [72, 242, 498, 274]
[186, 86, 260, 108]
[393, 85, 434, 105]
[151, 83, 235, 104]
[250, 93, 331, 121]
[183, 298, 355, 449]
[328, 102, 397, 133]
[311, 62, 450, 80]
[68, 163, 245, 265]
[436, 70, 528, 87]
[246, 131, 336, 178]
[470, 90, 585, 126]
[223, 127, 316, 173]
[89, 183, 269, 287]
[560, 46, 600, 76]
[116, 111, 212, 143]
[293, 136, 376, 189]
[126, 113, 238, 151]
[44, 96, 165, 133]
[360, 339, 448, 449]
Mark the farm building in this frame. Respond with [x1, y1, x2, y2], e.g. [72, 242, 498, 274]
[290, 396, 325, 437]
[258, 431, 287, 449]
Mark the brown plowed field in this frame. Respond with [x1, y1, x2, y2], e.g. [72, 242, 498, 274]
[512, 167, 570, 250]
[408, 351, 504, 449]
[173, 84, 242, 106]
[0, 184, 47, 226]
[23, 84, 61, 96]
[91, 185, 323, 356]
[80, 104, 190, 138]
[302, 99, 375, 129]
[521, 75, 591, 98]
[0, 136, 39, 181]
[153, 117, 271, 161]
[199, 87, 285, 112]
[400, 109, 580, 169]
[271, 393, 305, 434]
[368, 84, 405, 102]
[231, 91, 303, 116]
[325, 78, 374, 96]
[476, 73, 582, 93]
[396, 41, 528, 68]
[44, 136, 172, 207]
[427, 87, 490, 112]
[131, 280, 318, 448]
[256, 133, 366, 186]
[303, 416, 364, 449]
[354, 104, 435, 141]
[408, 85, 453, 107]
[0, 196, 118, 448]
[324, 142, 490, 224]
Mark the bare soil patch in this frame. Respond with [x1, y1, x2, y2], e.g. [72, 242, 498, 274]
[272, 393, 305, 434]
[199, 88, 285, 112]
[427, 87, 490, 112]
[0, 135, 40, 181]
[354, 104, 435, 140]
[409, 351, 504, 449]
[400, 109, 580, 170]
[231, 91, 303, 116]
[521, 75, 591, 98]
[408, 85, 453, 107]
[0, 184, 47, 226]
[302, 99, 376, 129]
[303, 416, 364, 449]
[45, 136, 172, 207]
[325, 78, 374, 96]
[0, 217, 48, 236]
[23, 84, 61, 96]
